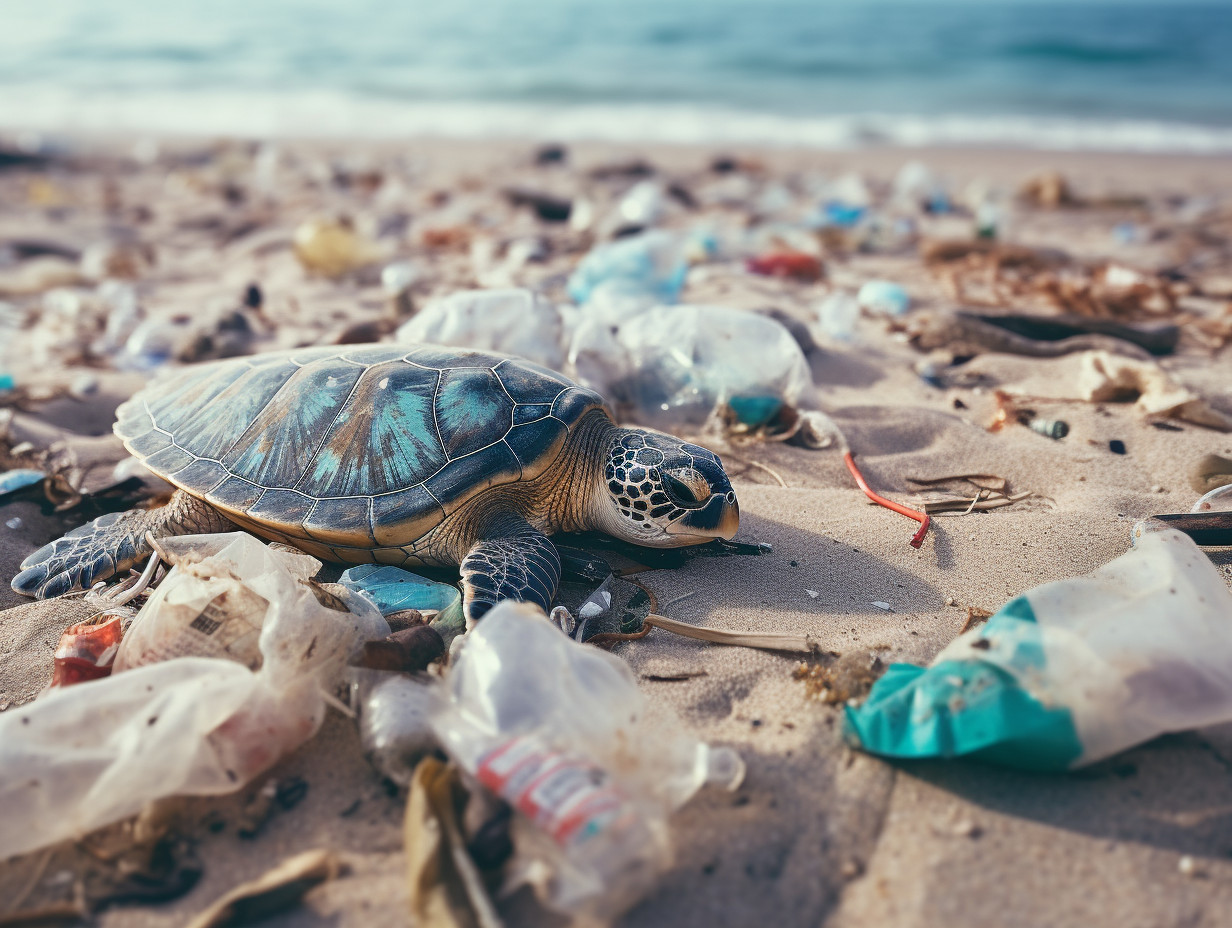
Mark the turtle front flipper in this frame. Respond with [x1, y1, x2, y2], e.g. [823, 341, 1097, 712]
[11, 490, 234, 599]
[459, 518, 561, 629]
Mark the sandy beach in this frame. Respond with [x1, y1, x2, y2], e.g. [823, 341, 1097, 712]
[1, 135, 1231, 927]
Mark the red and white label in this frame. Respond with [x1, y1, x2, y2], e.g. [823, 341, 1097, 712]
[476, 735, 631, 846]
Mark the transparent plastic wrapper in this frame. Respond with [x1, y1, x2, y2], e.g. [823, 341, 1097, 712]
[352, 670, 441, 786]
[395, 288, 566, 371]
[567, 231, 688, 306]
[430, 602, 744, 921]
[570, 304, 812, 430]
[0, 532, 388, 860]
[817, 291, 861, 343]
[845, 529, 1232, 771]
[1193, 485, 1232, 512]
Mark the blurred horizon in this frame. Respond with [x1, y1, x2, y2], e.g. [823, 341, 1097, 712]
[4, 0, 1232, 152]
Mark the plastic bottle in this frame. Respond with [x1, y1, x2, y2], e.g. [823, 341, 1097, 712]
[430, 603, 743, 920]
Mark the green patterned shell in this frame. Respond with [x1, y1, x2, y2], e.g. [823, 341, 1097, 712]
[114, 345, 608, 558]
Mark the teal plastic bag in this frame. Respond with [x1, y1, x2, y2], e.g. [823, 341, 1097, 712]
[845, 529, 1232, 770]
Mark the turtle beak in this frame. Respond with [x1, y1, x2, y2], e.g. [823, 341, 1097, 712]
[673, 492, 739, 541]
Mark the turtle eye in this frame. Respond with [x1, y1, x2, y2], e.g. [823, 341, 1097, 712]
[660, 469, 711, 509]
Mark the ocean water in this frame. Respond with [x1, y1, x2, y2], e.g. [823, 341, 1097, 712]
[3, 0, 1232, 152]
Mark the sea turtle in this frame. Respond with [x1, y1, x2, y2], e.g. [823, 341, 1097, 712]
[12, 344, 739, 624]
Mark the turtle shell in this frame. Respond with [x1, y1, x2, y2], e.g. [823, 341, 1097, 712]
[114, 345, 609, 558]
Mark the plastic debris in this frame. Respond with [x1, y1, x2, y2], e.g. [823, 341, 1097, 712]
[570, 304, 812, 430]
[857, 280, 910, 316]
[1077, 352, 1232, 431]
[618, 180, 666, 227]
[339, 563, 461, 618]
[0, 532, 388, 859]
[567, 230, 688, 305]
[430, 602, 744, 920]
[354, 671, 441, 785]
[746, 251, 824, 282]
[51, 612, 126, 686]
[381, 260, 418, 316]
[1027, 418, 1069, 440]
[0, 467, 44, 495]
[817, 291, 861, 342]
[293, 217, 382, 278]
[394, 288, 567, 371]
[845, 529, 1232, 770]
[1193, 485, 1232, 513]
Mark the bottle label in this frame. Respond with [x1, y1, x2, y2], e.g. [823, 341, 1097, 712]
[476, 735, 630, 847]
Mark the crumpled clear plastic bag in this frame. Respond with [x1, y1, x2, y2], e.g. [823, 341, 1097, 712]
[394, 288, 567, 371]
[430, 602, 744, 921]
[570, 304, 812, 430]
[0, 532, 388, 860]
[845, 529, 1232, 770]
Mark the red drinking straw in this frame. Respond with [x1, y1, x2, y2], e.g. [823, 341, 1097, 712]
[844, 451, 930, 548]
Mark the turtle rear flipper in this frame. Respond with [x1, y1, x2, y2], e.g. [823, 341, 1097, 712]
[11, 490, 233, 599]
[460, 517, 561, 629]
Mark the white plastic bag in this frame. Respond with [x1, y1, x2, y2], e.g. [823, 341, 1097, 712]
[0, 532, 387, 860]
[430, 602, 743, 920]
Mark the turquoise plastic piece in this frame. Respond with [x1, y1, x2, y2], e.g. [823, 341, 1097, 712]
[728, 395, 783, 427]
[0, 469, 45, 495]
[843, 596, 1084, 771]
[338, 564, 460, 617]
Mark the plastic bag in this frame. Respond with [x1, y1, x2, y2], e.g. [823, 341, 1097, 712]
[845, 529, 1232, 770]
[567, 231, 688, 306]
[430, 602, 744, 921]
[570, 304, 812, 430]
[394, 288, 567, 371]
[0, 532, 388, 860]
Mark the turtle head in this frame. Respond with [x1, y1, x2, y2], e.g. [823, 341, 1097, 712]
[598, 428, 739, 547]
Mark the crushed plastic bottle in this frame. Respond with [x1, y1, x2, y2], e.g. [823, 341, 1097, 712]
[430, 602, 743, 920]
[567, 231, 688, 305]
[395, 288, 567, 371]
[570, 304, 812, 430]
[846, 529, 1232, 771]
[339, 564, 462, 620]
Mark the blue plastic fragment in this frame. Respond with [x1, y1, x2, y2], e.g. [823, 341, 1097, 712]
[338, 564, 461, 616]
[843, 596, 1084, 771]
[567, 230, 688, 305]
[0, 374, 14, 392]
[0, 469, 45, 495]
[820, 201, 866, 228]
[857, 280, 911, 317]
